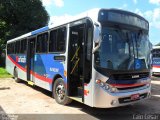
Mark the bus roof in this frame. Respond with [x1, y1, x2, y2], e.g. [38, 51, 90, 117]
[7, 8, 149, 44]
[7, 8, 100, 43]
[153, 46, 160, 49]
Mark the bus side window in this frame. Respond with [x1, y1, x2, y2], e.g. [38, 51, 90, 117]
[57, 27, 66, 52]
[49, 30, 57, 52]
[86, 28, 92, 61]
[85, 20, 93, 83]
[23, 39, 27, 54]
[20, 39, 27, 54]
[49, 27, 66, 52]
[7, 44, 11, 54]
[36, 33, 48, 53]
[15, 41, 20, 54]
[12, 42, 15, 54]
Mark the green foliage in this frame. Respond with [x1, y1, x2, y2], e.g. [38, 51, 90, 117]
[0, 67, 12, 78]
[0, 0, 49, 66]
[0, 0, 49, 40]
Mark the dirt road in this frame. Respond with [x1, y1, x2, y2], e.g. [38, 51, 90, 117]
[0, 77, 160, 120]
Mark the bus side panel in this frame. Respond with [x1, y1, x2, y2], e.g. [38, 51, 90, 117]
[44, 54, 67, 90]
[33, 54, 51, 91]
[6, 54, 27, 81]
[84, 81, 93, 107]
[6, 53, 67, 92]
[152, 58, 160, 74]
[33, 54, 66, 91]
[6, 55, 15, 75]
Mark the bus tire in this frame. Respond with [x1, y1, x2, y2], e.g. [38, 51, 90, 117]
[13, 68, 21, 83]
[53, 78, 72, 105]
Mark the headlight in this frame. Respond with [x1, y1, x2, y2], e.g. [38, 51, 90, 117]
[110, 87, 117, 93]
[96, 79, 118, 93]
[105, 84, 110, 90]
[100, 82, 105, 87]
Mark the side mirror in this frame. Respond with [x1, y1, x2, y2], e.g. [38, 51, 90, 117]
[93, 24, 101, 43]
[93, 24, 101, 54]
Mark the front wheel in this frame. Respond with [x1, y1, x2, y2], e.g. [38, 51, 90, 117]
[53, 78, 72, 105]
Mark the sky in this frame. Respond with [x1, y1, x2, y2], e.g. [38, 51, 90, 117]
[41, 0, 160, 45]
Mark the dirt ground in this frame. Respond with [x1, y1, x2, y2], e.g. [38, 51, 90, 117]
[0, 76, 160, 120]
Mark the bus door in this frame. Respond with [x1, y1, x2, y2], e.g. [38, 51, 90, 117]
[27, 37, 36, 83]
[68, 21, 87, 102]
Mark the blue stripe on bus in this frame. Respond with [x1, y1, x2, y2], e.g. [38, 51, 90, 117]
[152, 58, 160, 66]
[31, 26, 49, 35]
[8, 54, 67, 91]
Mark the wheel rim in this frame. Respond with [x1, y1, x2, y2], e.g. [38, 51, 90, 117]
[56, 83, 65, 102]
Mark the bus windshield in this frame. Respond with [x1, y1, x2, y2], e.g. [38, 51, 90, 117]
[152, 49, 160, 58]
[95, 27, 150, 71]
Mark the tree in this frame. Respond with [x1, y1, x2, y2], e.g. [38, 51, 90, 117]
[0, 0, 49, 66]
[0, 0, 49, 39]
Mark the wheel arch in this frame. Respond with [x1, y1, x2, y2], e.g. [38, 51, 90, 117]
[52, 74, 63, 90]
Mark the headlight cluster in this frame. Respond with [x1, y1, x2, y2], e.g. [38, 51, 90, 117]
[96, 79, 118, 93]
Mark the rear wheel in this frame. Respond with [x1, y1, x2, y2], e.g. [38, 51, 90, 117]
[13, 68, 21, 83]
[53, 78, 72, 105]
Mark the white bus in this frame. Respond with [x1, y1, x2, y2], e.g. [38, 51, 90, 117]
[152, 46, 160, 75]
[6, 8, 151, 108]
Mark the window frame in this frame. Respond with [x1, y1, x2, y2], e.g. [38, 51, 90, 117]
[7, 43, 11, 54]
[35, 32, 49, 54]
[48, 25, 67, 54]
[20, 39, 27, 54]
[15, 40, 21, 54]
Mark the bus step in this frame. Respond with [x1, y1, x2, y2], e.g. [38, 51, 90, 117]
[69, 96, 82, 103]
[27, 81, 34, 86]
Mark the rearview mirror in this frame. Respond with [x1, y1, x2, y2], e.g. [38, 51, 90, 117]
[94, 24, 101, 43]
[92, 24, 101, 54]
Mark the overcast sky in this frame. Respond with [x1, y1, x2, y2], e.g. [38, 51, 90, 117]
[41, 0, 160, 45]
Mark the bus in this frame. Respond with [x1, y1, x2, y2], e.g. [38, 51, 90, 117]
[152, 46, 160, 75]
[6, 8, 151, 108]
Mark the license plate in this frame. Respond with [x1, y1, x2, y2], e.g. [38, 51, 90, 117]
[131, 94, 140, 100]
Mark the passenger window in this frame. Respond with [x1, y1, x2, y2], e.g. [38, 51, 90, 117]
[85, 20, 93, 83]
[49, 30, 57, 52]
[20, 39, 27, 54]
[36, 33, 48, 53]
[57, 28, 66, 52]
[11, 42, 15, 54]
[86, 27, 92, 60]
[7, 44, 11, 54]
[15, 41, 20, 54]
[49, 27, 66, 52]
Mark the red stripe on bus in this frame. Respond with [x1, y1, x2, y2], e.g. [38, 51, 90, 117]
[153, 65, 160, 68]
[7, 55, 52, 83]
[34, 72, 52, 83]
[110, 83, 148, 88]
[8, 55, 26, 72]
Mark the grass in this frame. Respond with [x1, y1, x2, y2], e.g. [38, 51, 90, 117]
[0, 67, 13, 78]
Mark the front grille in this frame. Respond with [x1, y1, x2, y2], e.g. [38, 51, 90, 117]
[117, 85, 146, 90]
[119, 93, 148, 104]
[110, 72, 149, 80]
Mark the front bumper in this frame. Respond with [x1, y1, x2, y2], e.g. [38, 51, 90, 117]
[93, 85, 151, 108]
